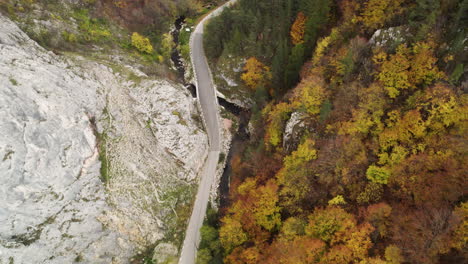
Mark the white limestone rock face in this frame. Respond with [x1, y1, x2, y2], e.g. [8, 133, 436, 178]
[283, 112, 310, 153]
[369, 27, 411, 46]
[0, 14, 207, 263]
[86, 64, 208, 249]
[0, 14, 131, 264]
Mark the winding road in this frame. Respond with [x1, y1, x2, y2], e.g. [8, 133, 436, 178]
[178, 1, 238, 263]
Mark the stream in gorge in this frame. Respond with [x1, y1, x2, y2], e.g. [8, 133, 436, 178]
[170, 16, 251, 209]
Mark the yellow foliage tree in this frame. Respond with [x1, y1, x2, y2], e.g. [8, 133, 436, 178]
[131, 32, 153, 54]
[345, 223, 374, 260]
[339, 83, 387, 136]
[219, 217, 248, 253]
[410, 42, 445, 86]
[283, 139, 317, 170]
[160, 33, 174, 60]
[277, 139, 318, 213]
[359, 0, 404, 31]
[306, 206, 375, 263]
[280, 217, 306, 239]
[290, 12, 307, 45]
[328, 195, 347, 206]
[264, 102, 293, 147]
[375, 45, 411, 98]
[312, 28, 340, 65]
[366, 203, 393, 238]
[241, 57, 272, 90]
[305, 206, 357, 244]
[263, 236, 326, 264]
[296, 75, 328, 116]
[252, 180, 282, 231]
[385, 245, 405, 264]
[377, 109, 427, 165]
[423, 84, 466, 131]
[376, 42, 445, 98]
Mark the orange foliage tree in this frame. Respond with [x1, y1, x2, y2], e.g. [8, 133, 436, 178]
[220, 178, 282, 257]
[290, 12, 307, 45]
[365, 203, 392, 238]
[263, 236, 325, 263]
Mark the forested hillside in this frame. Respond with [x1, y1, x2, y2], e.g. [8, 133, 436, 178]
[204, 0, 332, 105]
[205, 0, 330, 90]
[200, 0, 467, 263]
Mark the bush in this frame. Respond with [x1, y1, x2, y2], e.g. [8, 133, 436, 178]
[366, 165, 390, 184]
[131, 32, 154, 54]
[72, 9, 111, 43]
[62, 31, 77, 43]
[357, 182, 383, 204]
[450, 63, 464, 84]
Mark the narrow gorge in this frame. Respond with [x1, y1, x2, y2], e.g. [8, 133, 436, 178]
[1, 0, 466, 264]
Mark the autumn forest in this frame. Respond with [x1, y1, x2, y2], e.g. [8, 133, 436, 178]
[198, 0, 467, 263]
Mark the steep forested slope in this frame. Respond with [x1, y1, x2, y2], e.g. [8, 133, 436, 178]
[201, 0, 467, 263]
[204, 0, 332, 105]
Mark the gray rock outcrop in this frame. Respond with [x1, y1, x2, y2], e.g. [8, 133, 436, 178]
[0, 14, 207, 263]
[283, 112, 310, 153]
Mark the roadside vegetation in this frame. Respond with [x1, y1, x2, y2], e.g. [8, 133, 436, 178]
[197, 206, 223, 264]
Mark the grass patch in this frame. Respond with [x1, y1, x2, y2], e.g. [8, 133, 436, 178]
[160, 183, 197, 248]
[71, 9, 111, 43]
[178, 22, 192, 61]
[172, 111, 188, 126]
[96, 131, 110, 184]
[74, 254, 84, 262]
[9, 77, 18, 86]
[92, 107, 111, 185]
[130, 245, 156, 264]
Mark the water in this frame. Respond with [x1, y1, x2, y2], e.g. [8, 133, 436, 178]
[218, 108, 250, 208]
[171, 16, 197, 98]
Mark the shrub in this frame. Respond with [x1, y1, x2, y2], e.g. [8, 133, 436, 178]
[357, 182, 383, 204]
[62, 31, 77, 43]
[72, 9, 111, 42]
[328, 195, 347, 205]
[366, 165, 390, 184]
[131, 32, 154, 54]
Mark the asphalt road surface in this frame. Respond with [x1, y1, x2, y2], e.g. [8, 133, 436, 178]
[178, 1, 238, 263]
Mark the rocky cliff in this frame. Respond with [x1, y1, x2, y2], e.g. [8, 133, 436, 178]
[0, 13, 207, 263]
